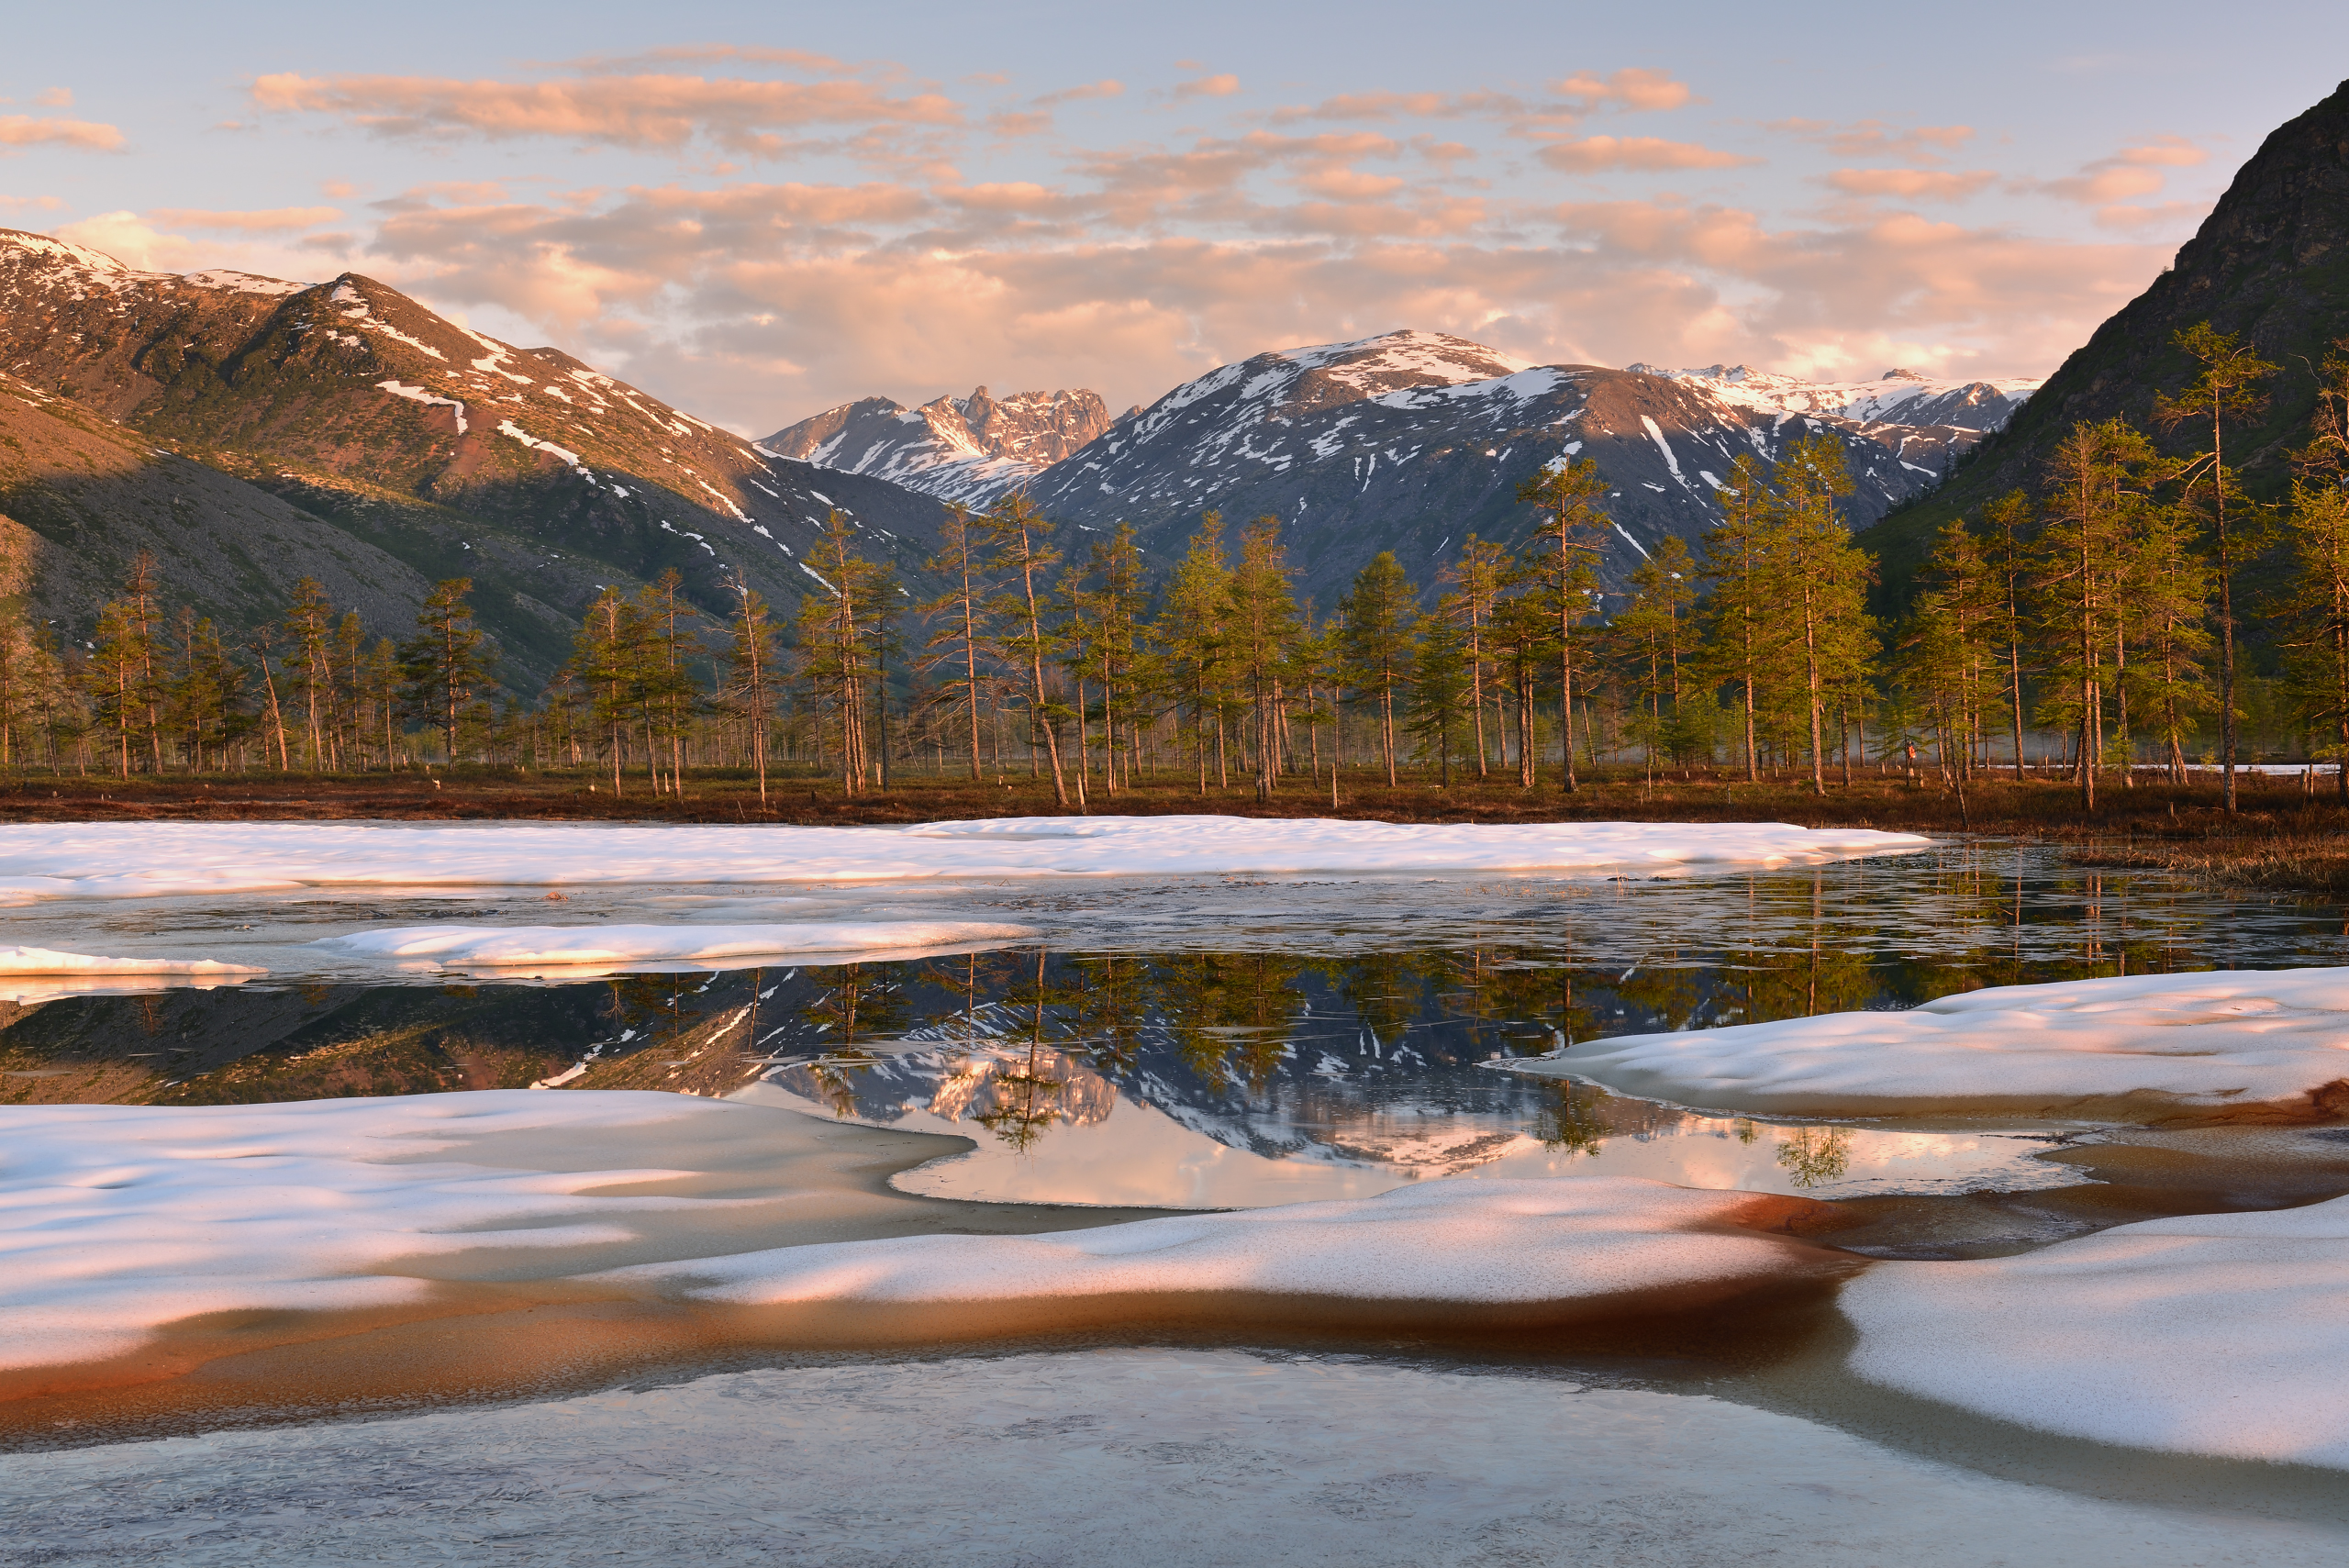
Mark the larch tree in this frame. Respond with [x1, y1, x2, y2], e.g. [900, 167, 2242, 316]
[918, 503, 993, 781]
[1698, 453, 1777, 783]
[1405, 601, 1470, 785]
[2123, 496, 2213, 783]
[1229, 515, 1303, 800]
[2278, 476, 2349, 797]
[1156, 514, 1235, 794]
[397, 578, 495, 766]
[720, 579, 780, 803]
[2032, 419, 2155, 810]
[1764, 435, 1874, 795]
[1977, 491, 2035, 778]
[977, 492, 1069, 807]
[798, 510, 892, 795]
[1515, 459, 1610, 792]
[1609, 535, 1697, 782]
[1337, 550, 1419, 786]
[1437, 535, 1517, 778]
[284, 577, 336, 770]
[2154, 321, 2277, 813]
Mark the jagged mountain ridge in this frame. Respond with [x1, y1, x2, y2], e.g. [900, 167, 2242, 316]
[1014, 329, 2018, 606]
[0, 229, 955, 687]
[1860, 76, 2349, 592]
[1628, 362, 2040, 431]
[761, 385, 1112, 506]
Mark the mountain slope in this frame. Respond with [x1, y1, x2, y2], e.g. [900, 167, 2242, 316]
[1629, 363, 2038, 431]
[1019, 330, 2003, 606]
[0, 370, 436, 639]
[1859, 76, 2349, 589]
[0, 230, 955, 686]
[763, 385, 1111, 506]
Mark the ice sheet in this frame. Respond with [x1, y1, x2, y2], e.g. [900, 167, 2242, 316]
[7, 1349, 2340, 1567]
[1844, 1194, 2349, 1469]
[0, 1092, 749, 1370]
[310, 920, 1036, 969]
[606, 1176, 1826, 1307]
[0, 817, 1933, 905]
[1512, 966, 2349, 1116]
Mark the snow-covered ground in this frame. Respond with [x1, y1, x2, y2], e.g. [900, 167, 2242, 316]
[1509, 967, 2349, 1118]
[602, 1175, 1838, 1309]
[1846, 1195, 2349, 1469]
[6, 1348, 2337, 1568]
[309, 920, 1036, 971]
[0, 817, 1932, 906]
[0, 1093, 773, 1370]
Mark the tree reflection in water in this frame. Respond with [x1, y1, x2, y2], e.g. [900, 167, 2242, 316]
[1774, 1126, 1853, 1187]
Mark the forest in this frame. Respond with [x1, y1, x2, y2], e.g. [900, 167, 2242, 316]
[3, 323, 2346, 817]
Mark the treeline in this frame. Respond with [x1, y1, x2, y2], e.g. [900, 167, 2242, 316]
[2, 319, 2344, 811]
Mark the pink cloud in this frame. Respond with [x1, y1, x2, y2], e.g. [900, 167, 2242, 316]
[250, 71, 961, 156]
[1173, 72, 1241, 100]
[149, 206, 343, 232]
[33, 88, 72, 108]
[1822, 168, 1997, 202]
[1548, 69, 1693, 115]
[0, 115, 126, 152]
[1536, 136, 1759, 173]
[1771, 117, 1973, 164]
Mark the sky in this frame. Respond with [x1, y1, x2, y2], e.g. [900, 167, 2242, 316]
[4, 3, 2345, 435]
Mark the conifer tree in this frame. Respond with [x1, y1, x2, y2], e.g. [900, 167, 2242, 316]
[574, 588, 640, 792]
[918, 503, 994, 781]
[720, 579, 780, 802]
[1087, 525, 1147, 794]
[398, 578, 494, 766]
[1157, 514, 1234, 794]
[1338, 550, 1418, 786]
[2155, 321, 2278, 812]
[977, 493, 1068, 806]
[798, 511, 893, 794]
[2123, 497, 2212, 783]
[1976, 491, 2035, 777]
[1902, 519, 1997, 781]
[1406, 602, 1470, 784]
[1489, 590, 1553, 787]
[1609, 536, 1697, 781]
[1230, 516, 1302, 799]
[284, 577, 336, 769]
[2032, 420, 2154, 810]
[1515, 459, 1609, 791]
[1764, 436, 1874, 795]
[634, 569, 699, 795]
[2277, 476, 2349, 797]
[1698, 454, 1776, 782]
[1438, 536, 1516, 778]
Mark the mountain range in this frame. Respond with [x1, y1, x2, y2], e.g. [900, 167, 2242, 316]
[762, 386, 1116, 507]
[0, 230, 952, 688]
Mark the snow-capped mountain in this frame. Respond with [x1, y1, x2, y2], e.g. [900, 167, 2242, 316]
[1624, 362, 2040, 431]
[1019, 329, 2015, 604]
[762, 385, 1112, 506]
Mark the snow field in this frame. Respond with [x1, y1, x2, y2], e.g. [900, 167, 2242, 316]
[601, 1176, 1831, 1307]
[1844, 1195, 2349, 1469]
[0, 946, 262, 978]
[0, 1093, 750, 1370]
[1514, 966, 2349, 1115]
[310, 920, 1037, 969]
[0, 817, 1933, 905]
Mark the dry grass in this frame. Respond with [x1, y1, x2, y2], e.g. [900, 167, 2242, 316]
[4, 764, 2346, 896]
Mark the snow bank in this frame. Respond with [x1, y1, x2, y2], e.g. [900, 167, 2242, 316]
[607, 1177, 1836, 1307]
[311, 920, 1036, 970]
[0, 945, 262, 978]
[0, 817, 1932, 904]
[1512, 967, 2349, 1118]
[0, 946, 263, 1005]
[1844, 1195, 2349, 1469]
[0, 1092, 742, 1371]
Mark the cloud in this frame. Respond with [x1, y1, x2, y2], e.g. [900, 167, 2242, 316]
[0, 194, 65, 214]
[33, 88, 72, 108]
[250, 71, 961, 156]
[2092, 200, 2209, 231]
[1536, 136, 1758, 173]
[561, 45, 862, 77]
[149, 206, 343, 232]
[1173, 72, 1241, 100]
[1548, 69, 1693, 115]
[2029, 137, 2210, 229]
[1036, 80, 1123, 108]
[1771, 117, 1972, 164]
[0, 115, 126, 152]
[1821, 168, 1996, 202]
[53, 211, 200, 271]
